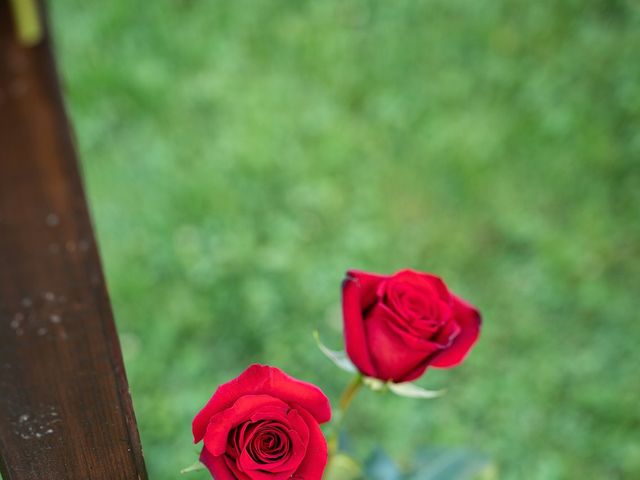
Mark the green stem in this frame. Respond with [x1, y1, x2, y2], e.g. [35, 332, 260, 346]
[339, 373, 363, 413]
[328, 374, 363, 455]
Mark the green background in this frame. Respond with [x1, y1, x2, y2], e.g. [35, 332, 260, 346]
[50, 1, 639, 478]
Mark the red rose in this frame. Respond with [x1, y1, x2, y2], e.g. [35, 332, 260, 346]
[192, 364, 331, 480]
[342, 269, 481, 382]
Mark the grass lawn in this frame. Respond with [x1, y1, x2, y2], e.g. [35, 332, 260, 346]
[50, 1, 639, 478]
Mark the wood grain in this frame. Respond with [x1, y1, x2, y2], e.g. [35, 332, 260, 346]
[0, 2, 148, 478]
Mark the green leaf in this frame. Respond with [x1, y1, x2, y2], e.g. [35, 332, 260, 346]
[313, 331, 357, 373]
[387, 382, 445, 399]
[325, 453, 363, 480]
[180, 460, 206, 474]
[408, 448, 496, 480]
[364, 448, 403, 480]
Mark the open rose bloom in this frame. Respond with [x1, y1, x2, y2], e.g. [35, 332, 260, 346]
[192, 364, 331, 480]
[342, 269, 482, 382]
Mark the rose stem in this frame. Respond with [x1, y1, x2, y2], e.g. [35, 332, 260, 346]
[328, 373, 363, 455]
[339, 373, 363, 414]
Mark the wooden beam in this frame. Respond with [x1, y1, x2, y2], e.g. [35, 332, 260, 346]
[0, 2, 148, 478]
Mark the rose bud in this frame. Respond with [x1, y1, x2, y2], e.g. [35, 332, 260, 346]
[192, 364, 331, 480]
[342, 269, 481, 383]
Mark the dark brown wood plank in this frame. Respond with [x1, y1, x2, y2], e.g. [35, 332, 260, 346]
[0, 2, 148, 478]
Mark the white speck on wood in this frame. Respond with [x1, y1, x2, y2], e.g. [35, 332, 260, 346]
[45, 213, 59, 226]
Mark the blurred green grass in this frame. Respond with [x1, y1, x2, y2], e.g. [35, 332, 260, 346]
[50, 0, 640, 478]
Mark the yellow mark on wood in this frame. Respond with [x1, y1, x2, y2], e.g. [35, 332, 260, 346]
[9, 0, 43, 46]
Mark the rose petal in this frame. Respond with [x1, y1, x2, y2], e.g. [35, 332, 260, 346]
[193, 364, 331, 442]
[400, 270, 452, 303]
[290, 407, 329, 479]
[238, 429, 304, 480]
[382, 270, 454, 331]
[429, 294, 481, 368]
[225, 452, 252, 480]
[345, 270, 386, 308]
[200, 447, 240, 480]
[342, 274, 378, 377]
[369, 303, 442, 351]
[432, 318, 461, 347]
[238, 409, 309, 476]
[396, 362, 430, 383]
[365, 304, 442, 381]
[204, 395, 289, 456]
